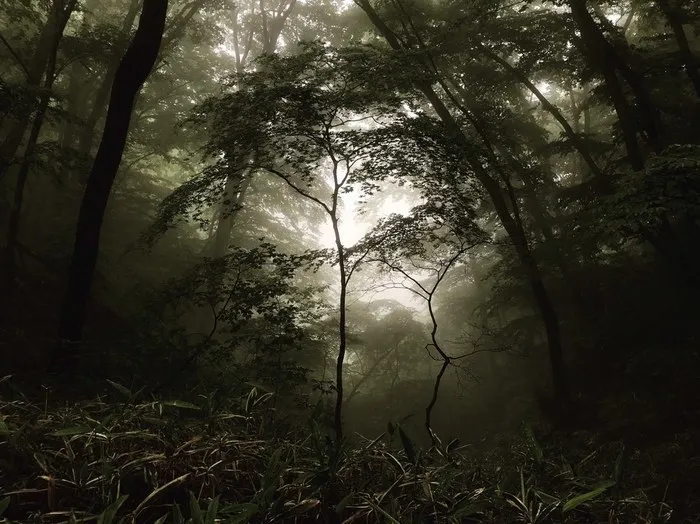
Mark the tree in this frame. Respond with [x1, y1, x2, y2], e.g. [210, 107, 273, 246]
[0, 0, 78, 179]
[355, 0, 571, 403]
[353, 202, 488, 441]
[186, 42, 426, 441]
[52, 0, 169, 372]
[207, 0, 299, 259]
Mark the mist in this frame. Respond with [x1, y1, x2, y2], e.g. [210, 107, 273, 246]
[1, 0, 699, 521]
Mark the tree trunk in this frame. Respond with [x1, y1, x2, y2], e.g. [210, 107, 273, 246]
[210, 174, 251, 257]
[52, 0, 169, 373]
[480, 45, 604, 179]
[655, 0, 700, 97]
[59, 0, 101, 152]
[569, 0, 660, 164]
[3, 39, 61, 294]
[569, 0, 645, 169]
[77, 0, 142, 158]
[0, 0, 77, 178]
[332, 214, 348, 443]
[209, 0, 297, 256]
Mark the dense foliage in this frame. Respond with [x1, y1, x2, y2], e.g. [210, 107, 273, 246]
[1, 0, 699, 521]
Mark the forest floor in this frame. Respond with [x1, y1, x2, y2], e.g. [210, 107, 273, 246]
[1, 270, 700, 522]
[1, 379, 699, 523]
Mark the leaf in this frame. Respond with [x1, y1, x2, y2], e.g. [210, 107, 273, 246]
[535, 490, 560, 506]
[562, 480, 616, 513]
[0, 497, 10, 516]
[159, 400, 201, 410]
[523, 423, 543, 463]
[335, 492, 354, 514]
[51, 425, 93, 437]
[189, 491, 203, 524]
[287, 498, 320, 515]
[106, 379, 132, 398]
[97, 495, 129, 524]
[362, 432, 385, 452]
[452, 498, 488, 518]
[133, 473, 191, 518]
[171, 503, 184, 524]
[398, 426, 415, 464]
[204, 495, 220, 524]
[225, 503, 258, 523]
[446, 438, 460, 454]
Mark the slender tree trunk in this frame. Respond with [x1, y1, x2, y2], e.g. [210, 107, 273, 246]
[332, 212, 348, 443]
[655, 0, 700, 97]
[0, 0, 78, 178]
[3, 48, 59, 293]
[60, 0, 101, 152]
[521, 183, 590, 316]
[210, 174, 251, 257]
[479, 45, 604, 179]
[209, 0, 297, 256]
[51, 0, 169, 373]
[60, 60, 85, 151]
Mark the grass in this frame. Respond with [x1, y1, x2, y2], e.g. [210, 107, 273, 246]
[1, 376, 696, 523]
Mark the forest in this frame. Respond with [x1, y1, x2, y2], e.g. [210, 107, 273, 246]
[0, 0, 699, 521]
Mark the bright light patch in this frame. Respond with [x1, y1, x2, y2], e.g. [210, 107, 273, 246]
[381, 197, 412, 217]
[535, 81, 551, 96]
[319, 196, 413, 248]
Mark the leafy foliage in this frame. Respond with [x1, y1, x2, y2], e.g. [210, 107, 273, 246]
[0, 385, 685, 523]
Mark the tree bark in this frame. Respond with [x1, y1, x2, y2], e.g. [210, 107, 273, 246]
[59, 0, 101, 152]
[52, 0, 169, 372]
[568, 0, 646, 170]
[210, 174, 251, 256]
[569, 0, 662, 164]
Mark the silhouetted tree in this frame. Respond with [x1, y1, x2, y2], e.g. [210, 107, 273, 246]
[52, 0, 169, 372]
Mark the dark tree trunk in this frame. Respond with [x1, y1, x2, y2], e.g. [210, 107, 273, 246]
[51, 0, 169, 373]
[210, 174, 250, 257]
[77, 0, 142, 158]
[2, 0, 78, 295]
[479, 45, 604, 180]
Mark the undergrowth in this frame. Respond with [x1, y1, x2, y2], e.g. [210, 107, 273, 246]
[0, 377, 685, 523]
